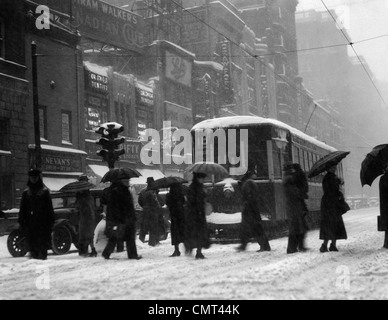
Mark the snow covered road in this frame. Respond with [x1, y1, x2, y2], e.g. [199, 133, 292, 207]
[0, 207, 387, 300]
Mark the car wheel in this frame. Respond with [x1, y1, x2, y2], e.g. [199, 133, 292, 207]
[51, 225, 72, 255]
[7, 230, 28, 257]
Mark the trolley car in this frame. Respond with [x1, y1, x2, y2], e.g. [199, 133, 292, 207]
[191, 116, 342, 241]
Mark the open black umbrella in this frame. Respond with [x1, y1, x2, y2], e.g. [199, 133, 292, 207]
[59, 180, 96, 193]
[308, 151, 350, 178]
[101, 167, 141, 183]
[187, 162, 229, 178]
[360, 144, 388, 186]
[153, 176, 188, 189]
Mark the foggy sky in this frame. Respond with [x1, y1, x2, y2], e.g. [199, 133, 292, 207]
[297, 0, 388, 83]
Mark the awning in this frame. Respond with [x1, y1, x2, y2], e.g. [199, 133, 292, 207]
[130, 168, 165, 185]
[43, 177, 78, 192]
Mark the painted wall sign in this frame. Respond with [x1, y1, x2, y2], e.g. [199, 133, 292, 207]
[30, 149, 83, 173]
[85, 69, 109, 94]
[73, 0, 145, 52]
[165, 50, 192, 87]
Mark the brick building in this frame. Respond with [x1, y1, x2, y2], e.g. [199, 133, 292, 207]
[24, 1, 86, 193]
[0, 0, 29, 208]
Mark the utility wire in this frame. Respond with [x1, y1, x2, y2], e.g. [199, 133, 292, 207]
[169, 0, 380, 150]
[169, 0, 348, 128]
[169, 0, 320, 111]
[320, 0, 388, 111]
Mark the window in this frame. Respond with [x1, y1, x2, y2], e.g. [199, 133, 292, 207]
[39, 106, 47, 140]
[0, 18, 4, 58]
[303, 150, 309, 171]
[0, 117, 10, 150]
[61, 112, 71, 143]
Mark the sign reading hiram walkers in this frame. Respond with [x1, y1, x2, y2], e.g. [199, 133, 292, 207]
[73, 0, 146, 52]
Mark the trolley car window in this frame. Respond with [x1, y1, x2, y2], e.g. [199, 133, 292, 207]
[248, 138, 268, 179]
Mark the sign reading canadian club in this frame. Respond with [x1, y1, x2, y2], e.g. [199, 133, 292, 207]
[73, 0, 145, 52]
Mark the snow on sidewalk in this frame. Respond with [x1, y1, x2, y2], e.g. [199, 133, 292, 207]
[0, 208, 387, 300]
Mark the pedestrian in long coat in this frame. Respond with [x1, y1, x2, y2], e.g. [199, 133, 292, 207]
[379, 168, 388, 248]
[18, 169, 54, 260]
[138, 177, 162, 247]
[283, 163, 309, 254]
[102, 178, 141, 260]
[237, 178, 271, 252]
[166, 183, 186, 257]
[76, 189, 97, 257]
[184, 172, 210, 259]
[101, 186, 124, 252]
[319, 165, 348, 252]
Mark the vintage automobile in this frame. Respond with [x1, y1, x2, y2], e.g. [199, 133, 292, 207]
[6, 189, 105, 257]
[6, 186, 170, 257]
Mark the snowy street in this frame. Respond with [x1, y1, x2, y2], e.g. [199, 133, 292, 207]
[0, 207, 387, 300]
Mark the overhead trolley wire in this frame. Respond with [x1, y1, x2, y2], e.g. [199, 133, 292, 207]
[320, 0, 388, 111]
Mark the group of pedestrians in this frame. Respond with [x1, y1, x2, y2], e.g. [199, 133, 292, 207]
[18, 159, 382, 261]
[283, 163, 349, 254]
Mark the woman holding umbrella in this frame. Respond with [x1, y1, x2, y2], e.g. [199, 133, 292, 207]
[319, 165, 348, 253]
[60, 175, 98, 257]
[184, 172, 210, 259]
[379, 167, 388, 249]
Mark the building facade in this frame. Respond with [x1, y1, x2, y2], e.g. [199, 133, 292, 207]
[0, 0, 29, 208]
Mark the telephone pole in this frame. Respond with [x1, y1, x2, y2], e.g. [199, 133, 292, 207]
[32, 41, 42, 169]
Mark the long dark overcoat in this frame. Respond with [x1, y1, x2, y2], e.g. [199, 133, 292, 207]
[283, 171, 309, 236]
[240, 180, 265, 238]
[184, 180, 210, 250]
[18, 183, 55, 254]
[140, 188, 161, 246]
[320, 172, 348, 240]
[379, 172, 388, 231]
[106, 183, 136, 240]
[76, 191, 96, 245]
[166, 185, 186, 246]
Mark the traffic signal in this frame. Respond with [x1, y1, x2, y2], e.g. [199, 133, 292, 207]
[95, 122, 126, 169]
